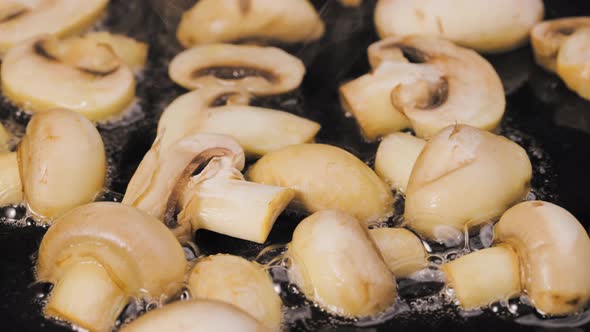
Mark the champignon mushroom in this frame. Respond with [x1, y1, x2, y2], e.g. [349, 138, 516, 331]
[17, 109, 106, 222]
[531, 17, 590, 73]
[168, 43, 305, 96]
[288, 210, 397, 317]
[495, 201, 590, 315]
[369, 228, 428, 277]
[37, 202, 187, 332]
[83, 31, 149, 73]
[188, 254, 282, 331]
[120, 300, 269, 332]
[176, 0, 324, 47]
[405, 125, 532, 245]
[0, 0, 108, 55]
[1, 35, 136, 121]
[556, 28, 590, 101]
[157, 86, 320, 156]
[123, 133, 294, 244]
[441, 246, 521, 309]
[374, 0, 544, 53]
[247, 143, 394, 224]
[374, 132, 426, 193]
[0, 152, 22, 206]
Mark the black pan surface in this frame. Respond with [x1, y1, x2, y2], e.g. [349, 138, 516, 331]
[1, 0, 590, 331]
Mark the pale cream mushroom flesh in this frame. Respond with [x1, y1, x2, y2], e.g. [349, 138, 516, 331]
[0, 0, 108, 54]
[177, 0, 324, 47]
[83, 31, 149, 73]
[1, 34, 136, 121]
[288, 210, 397, 317]
[188, 254, 282, 331]
[37, 202, 187, 332]
[18, 109, 106, 222]
[123, 133, 294, 244]
[0, 152, 22, 206]
[0, 122, 10, 151]
[375, 0, 544, 53]
[369, 228, 428, 277]
[247, 143, 394, 224]
[495, 201, 590, 315]
[169, 43, 305, 96]
[405, 125, 532, 245]
[374, 132, 425, 193]
[556, 28, 590, 101]
[157, 85, 320, 156]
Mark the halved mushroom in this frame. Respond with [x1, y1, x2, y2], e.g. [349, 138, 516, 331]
[556, 28, 590, 101]
[374, 0, 544, 53]
[120, 300, 269, 332]
[158, 86, 320, 156]
[0, 152, 22, 206]
[360, 36, 505, 139]
[288, 210, 397, 317]
[0, 0, 108, 55]
[17, 109, 106, 222]
[531, 17, 590, 73]
[441, 246, 521, 309]
[369, 228, 428, 277]
[374, 132, 426, 193]
[405, 125, 532, 245]
[1, 35, 135, 121]
[168, 44, 305, 96]
[176, 0, 324, 47]
[123, 133, 294, 244]
[188, 254, 282, 331]
[247, 143, 394, 224]
[83, 31, 149, 73]
[338, 0, 362, 7]
[495, 201, 590, 315]
[37, 202, 187, 332]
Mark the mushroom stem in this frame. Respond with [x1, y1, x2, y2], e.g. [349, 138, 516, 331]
[0, 152, 22, 206]
[45, 260, 127, 332]
[369, 228, 428, 278]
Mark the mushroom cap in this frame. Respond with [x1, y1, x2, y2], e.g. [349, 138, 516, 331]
[0, 0, 108, 54]
[556, 28, 590, 101]
[367, 36, 505, 139]
[176, 0, 324, 47]
[374, 0, 544, 53]
[17, 108, 105, 221]
[37, 202, 187, 299]
[247, 143, 394, 224]
[374, 132, 426, 193]
[120, 300, 269, 332]
[495, 201, 590, 315]
[168, 43, 305, 96]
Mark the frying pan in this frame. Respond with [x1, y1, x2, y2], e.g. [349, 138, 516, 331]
[1, 0, 590, 331]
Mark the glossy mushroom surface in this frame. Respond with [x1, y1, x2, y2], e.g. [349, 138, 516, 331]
[369, 227, 428, 277]
[374, 132, 425, 193]
[0, 152, 22, 207]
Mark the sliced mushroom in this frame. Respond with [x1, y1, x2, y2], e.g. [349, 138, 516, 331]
[0, 152, 22, 206]
[176, 0, 324, 47]
[369, 228, 428, 277]
[247, 143, 394, 224]
[0, 0, 108, 55]
[531, 17, 590, 73]
[188, 254, 282, 331]
[17, 109, 106, 222]
[123, 133, 294, 243]
[495, 201, 590, 315]
[556, 28, 590, 101]
[405, 125, 532, 245]
[120, 300, 269, 332]
[83, 31, 149, 73]
[288, 210, 397, 317]
[158, 86, 320, 156]
[363, 36, 505, 139]
[168, 43, 305, 96]
[1, 35, 135, 121]
[374, 0, 544, 53]
[441, 246, 521, 309]
[37, 202, 187, 332]
[374, 132, 426, 193]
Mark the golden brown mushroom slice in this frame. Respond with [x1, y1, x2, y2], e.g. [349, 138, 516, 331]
[120, 300, 269, 332]
[169, 44, 305, 96]
[495, 201, 590, 315]
[0, 152, 22, 206]
[531, 17, 590, 73]
[17, 109, 106, 222]
[556, 28, 590, 101]
[247, 143, 394, 225]
[405, 125, 532, 245]
[176, 0, 324, 47]
[0, 0, 108, 54]
[37, 202, 187, 332]
[375, 0, 544, 53]
[1, 34, 135, 121]
[188, 254, 282, 331]
[368, 228, 428, 277]
[288, 210, 397, 317]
